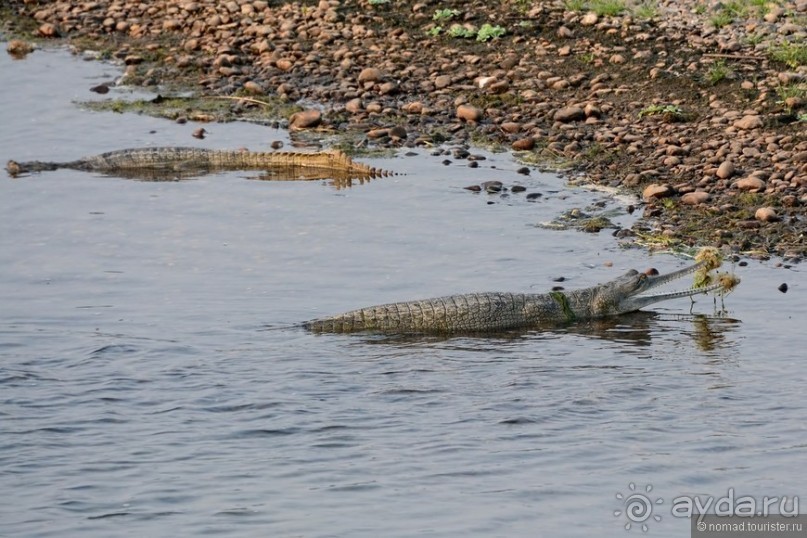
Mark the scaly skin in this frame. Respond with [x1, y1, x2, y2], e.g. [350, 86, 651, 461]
[6, 147, 390, 181]
[305, 261, 733, 334]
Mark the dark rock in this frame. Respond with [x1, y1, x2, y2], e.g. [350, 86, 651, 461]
[389, 126, 407, 140]
[481, 181, 503, 193]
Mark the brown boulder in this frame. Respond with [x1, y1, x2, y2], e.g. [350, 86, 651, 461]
[501, 122, 522, 134]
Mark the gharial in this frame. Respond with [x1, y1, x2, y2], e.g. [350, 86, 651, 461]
[5, 146, 392, 182]
[304, 251, 739, 334]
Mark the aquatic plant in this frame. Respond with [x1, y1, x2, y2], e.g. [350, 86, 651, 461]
[448, 24, 476, 38]
[476, 24, 506, 42]
[433, 8, 460, 22]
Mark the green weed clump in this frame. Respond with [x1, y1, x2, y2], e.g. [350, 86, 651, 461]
[433, 8, 460, 22]
[590, 0, 626, 16]
[634, 1, 659, 19]
[442, 23, 506, 42]
[768, 41, 807, 69]
[710, 11, 733, 28]
[705, 60, 732, 85]
[476, 23, 506, 42]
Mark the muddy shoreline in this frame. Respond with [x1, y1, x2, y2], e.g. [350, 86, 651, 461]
[2, 0, 805, 259]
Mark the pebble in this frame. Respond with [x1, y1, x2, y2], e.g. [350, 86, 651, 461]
[681, 191, 710, 205]
[778, 283, 788, 293]
[358, 67, 382, 83]
[733, 115, 764, 130]
[481, 181, 503, 193]
[716, 161, 736, 179]
[642, 183, 675, 201]
[456, 105, 483, 123]
[512, 137, 535, 151]
[243, 81, 264, 94]
[389, 126, 407, 140]
[289, 109, 322, 129]
[487, 80, 510, 94]
[402, 101, 424, 114]
[553, 106, 585, 123]
[580, 12, 598, 25]
[379, 81, 398, 95]
[755, 207, 779, 222]
[735, 176, 765, 192]
[345, 98, 363, 114]
[434, 75, 452, 89]
[275, 59, 293, 71]
[37, 23, 59, 38]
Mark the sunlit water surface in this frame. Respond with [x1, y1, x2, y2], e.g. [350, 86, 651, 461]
[1, 46, 805, 537]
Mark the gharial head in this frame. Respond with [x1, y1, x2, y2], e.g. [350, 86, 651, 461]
[588, 260, 735, 317]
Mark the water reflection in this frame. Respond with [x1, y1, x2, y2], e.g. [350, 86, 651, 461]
[90, 166, 379, 186]
[339, 310, 742, 351]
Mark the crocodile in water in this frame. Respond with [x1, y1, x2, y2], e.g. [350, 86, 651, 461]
[6, 146, 391, 183]
[304, 260, 736, 334]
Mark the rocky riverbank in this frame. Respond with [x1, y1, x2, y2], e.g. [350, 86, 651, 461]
[2, 0, 806, 259]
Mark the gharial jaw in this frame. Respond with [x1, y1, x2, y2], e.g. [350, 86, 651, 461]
[584, 261, 733, 317]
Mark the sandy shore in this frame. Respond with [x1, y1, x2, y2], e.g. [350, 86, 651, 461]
[2, 0, 805, 259]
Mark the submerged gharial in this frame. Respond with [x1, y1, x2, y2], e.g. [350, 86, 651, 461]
[5, 147, 392, 182]
[305, 259, 738, 334]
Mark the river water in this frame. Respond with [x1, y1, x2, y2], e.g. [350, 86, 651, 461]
[1, 46, 805, 538]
